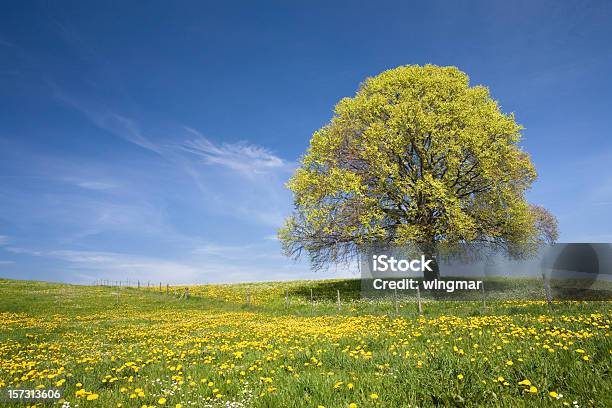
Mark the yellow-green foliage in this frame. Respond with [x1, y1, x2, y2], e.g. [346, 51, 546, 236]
[281, 65, 540, 263]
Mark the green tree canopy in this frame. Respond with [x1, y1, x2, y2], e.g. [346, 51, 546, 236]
[280, 65, 556, 279]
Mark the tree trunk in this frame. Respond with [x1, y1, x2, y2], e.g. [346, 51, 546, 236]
[420, 239, 439, 281]
[423, 255, 440, 281]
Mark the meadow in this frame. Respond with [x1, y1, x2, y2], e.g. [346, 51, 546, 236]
[0, 278, 610, 408]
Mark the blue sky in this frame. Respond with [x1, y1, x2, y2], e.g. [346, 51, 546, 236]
[1, 1, 611, 284]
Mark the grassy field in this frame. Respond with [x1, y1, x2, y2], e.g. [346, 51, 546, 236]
[0, 278, 610, 408]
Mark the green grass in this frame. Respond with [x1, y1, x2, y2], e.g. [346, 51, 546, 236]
[0, 278, 610, 408]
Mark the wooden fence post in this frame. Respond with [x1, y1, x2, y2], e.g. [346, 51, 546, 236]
[394, 287, 399, 314]
[544, 280, 552, 305]
[416, 285, 423, 314]
[166, 284, 169, 295]
[246, 288, 250, 306]
[481, 281, 486, 308]
[285, 288, 289, 309]
[138, 280, 140, 289]
[337, 289, 341, 311]
[310, 288, 314, 312]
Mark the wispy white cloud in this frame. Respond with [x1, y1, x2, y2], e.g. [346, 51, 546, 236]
[35, 91, 300, 279]
[192, 242, 285, 262]
[53, 88, 291, 180]
[192, 243, 253, 257]
[51, 88, 163, 155]
[0, 235, 9, 246]
[4, 245, 337, 284]
[63, 178, 118, 191]
[174, 135, 292, 227]
[7, 247, 200, 283]
[5, 247, 42, 255]
[181, 127, 288, 176]
[77, 181, 117, 190]
[49, 198, 168, 242]
[102, 113, 164, 154]
[54, 88, 292, 186]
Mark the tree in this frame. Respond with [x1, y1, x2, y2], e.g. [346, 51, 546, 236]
[280, 64, 555, 280]
[530, 204, 559, 245]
